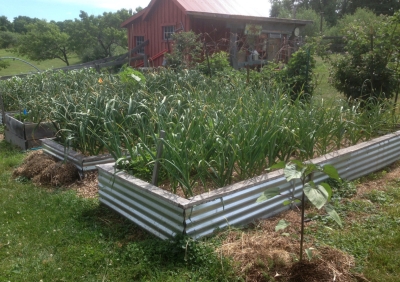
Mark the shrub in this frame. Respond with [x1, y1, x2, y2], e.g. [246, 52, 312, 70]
[282, 47, 316, 102]
[198, 51, 231, 76]
[0, 60, 10, 70]
[329, 9, 398, 103]
[165, 31, 202, 70]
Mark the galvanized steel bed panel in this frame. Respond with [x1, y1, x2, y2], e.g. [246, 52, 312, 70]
[97, 166, 185, 239]
[97, 130, 400, 240]
[42, 138, 115, 172]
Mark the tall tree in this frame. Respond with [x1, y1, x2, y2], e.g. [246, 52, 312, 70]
[66, 9, 132, 62]
[15, 20, 72, 65]
[0, 16, 13, 32]
[269, 0, 400, 27]
[269, 0, 297, 18]
[12, 16, 39, 34]
[296, 8, 327, 36]
[347, 0, 400, 16]
[0, 31, 20, 48]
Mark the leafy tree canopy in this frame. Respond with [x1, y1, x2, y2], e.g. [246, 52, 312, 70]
[15, 20, 72, 65]
[66, 9, 133, 62]
[0, 16, 13, 32]
[345, 0, 400, 16]
[325, 8, 377, 36]
[12, 16, 40, 34]
[269, 0, 400, 27]
[0, 31, 20, 48]
[295, 8, 328, 37]
[329, 9, 400, 102]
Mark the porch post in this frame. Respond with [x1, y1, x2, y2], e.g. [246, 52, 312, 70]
[229, 25, 238, 69]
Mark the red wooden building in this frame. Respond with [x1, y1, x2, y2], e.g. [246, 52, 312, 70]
[121, 0, 312, 68]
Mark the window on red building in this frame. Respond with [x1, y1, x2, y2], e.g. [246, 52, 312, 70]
[135, 36, 145, 53]
[163, 26, 175, 40]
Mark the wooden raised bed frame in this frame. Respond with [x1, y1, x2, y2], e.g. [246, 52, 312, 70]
[4, 112, 56, 150]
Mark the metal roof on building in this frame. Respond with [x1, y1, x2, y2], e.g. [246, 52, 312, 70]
[121, 0, 312, 27]
[174, 0, 270, 18]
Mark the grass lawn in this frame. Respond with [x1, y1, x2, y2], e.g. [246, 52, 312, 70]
[311, 168, 400, 282]
[0, 49, 81, 76]
[313, 56, 343, 101]
[0, 129, 237, 281]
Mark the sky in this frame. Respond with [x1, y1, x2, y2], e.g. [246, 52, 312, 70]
[2, 0, 271, 22]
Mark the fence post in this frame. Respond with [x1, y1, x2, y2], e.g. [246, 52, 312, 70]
[152, 130, 166, 186]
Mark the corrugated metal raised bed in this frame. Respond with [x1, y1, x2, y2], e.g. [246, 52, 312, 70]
[41, 138, 116, 176]
[4, 112, 56, 150]
[97, 130, 400, 240]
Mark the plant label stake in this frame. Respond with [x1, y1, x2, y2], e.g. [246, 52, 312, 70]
[152, 130, 166, 186]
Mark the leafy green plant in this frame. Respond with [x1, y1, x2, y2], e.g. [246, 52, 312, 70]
[257, 160, 342, 261]
[329, 10, 399, 104]
[198, 51, 230, 76]
[165, 31, 202, 69]
[325, 177, 357, 200]
[364, 190, 392, 204]
[282, 47, 316, 102]
[0, 59, 10, 70]
[118, 65, 146, 88]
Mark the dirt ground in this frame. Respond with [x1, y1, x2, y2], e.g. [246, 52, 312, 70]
[13, 150, 400, 282]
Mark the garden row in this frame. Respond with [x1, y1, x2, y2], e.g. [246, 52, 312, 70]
[0, 67, 398, 198]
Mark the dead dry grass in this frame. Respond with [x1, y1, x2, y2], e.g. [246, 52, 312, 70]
[215, 209, 364, 282]
[354, 161, 400, 198]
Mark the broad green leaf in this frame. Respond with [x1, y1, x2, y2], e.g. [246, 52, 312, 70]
[305, 248, 314, 261]
[275, 219, 290, 232]
[270, 161, 285, 170]
[282, 233, 290, 237]
[291, 160, 304, 168]
[284, 163, 302, 181]
[323, 164, 341, 181]
[283, 200, 292, 206]
[256, 187, 280, 203]
[304, 163, 318, 176]
[325, 204, 343, 227]
[320, 182, 332, 201]
[294, 199, 301, 204]
[304, 183, 328, 209]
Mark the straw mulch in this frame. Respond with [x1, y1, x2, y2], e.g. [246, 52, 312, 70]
[216, 209, 368, 282]
[12, 150, 99, 198]
[13, 150, 78, 187]
[70, 171, 99, 198]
